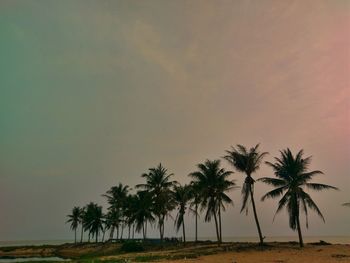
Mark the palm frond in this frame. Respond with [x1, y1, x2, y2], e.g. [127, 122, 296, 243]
[305, 183, 338, 191]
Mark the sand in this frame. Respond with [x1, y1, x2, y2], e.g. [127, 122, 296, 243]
[159, 244, 350, 263]
[1, 242, 349, 262]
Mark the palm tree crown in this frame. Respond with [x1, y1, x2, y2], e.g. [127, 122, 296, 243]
[259, 148, 338, 247]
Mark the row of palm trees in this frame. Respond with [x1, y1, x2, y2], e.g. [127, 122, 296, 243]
[67, 144, 340, 248]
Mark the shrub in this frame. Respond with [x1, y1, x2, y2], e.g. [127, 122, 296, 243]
[120, 241, 144, 252]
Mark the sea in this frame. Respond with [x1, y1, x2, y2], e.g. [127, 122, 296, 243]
[0, 236, 349, 247]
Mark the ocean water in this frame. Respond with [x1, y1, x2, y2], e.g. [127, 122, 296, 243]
[0, 236, 349, 247]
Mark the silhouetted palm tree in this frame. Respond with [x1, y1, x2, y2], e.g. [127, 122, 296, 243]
[132, 191, 155, 239]
[66, 206, 81, 243]
[259, 148, 338, 247]
[190, 159, 235, 244]
[103, 183, 129, 240]
[84, 202, 104, 243]
[105, 208, 123, 240]
[137, 163, 176, 242]
[224, 144, 267, 245]
[173, 184, 192, 245]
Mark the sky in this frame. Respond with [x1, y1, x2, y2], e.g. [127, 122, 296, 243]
[0, 0, 349, 241]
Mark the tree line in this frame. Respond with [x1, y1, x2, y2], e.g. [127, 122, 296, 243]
[67, 144, 341, 248]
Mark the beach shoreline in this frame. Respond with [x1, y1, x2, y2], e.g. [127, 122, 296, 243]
[0, 241, 349, 262]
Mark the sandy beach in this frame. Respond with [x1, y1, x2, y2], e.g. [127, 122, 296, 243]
[1, 242, 350, 262]
[159, 244, 350, 263]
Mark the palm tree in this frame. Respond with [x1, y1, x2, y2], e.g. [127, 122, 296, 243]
[103, 183, 129, 240]
[259, 148, 338, 247]
[105, 208, 123, 240]
[223, 144, 267, 245]
[342, 203, 350, 207]
[189, 159, 236, 244]
[137, 163, 176, 242]
[66, 206, 81, 243]
[132, 191, 155, 240]
[83, 202, 104, 243]
[173, 184, 192, 245]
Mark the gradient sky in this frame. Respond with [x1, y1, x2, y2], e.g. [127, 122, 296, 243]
[0, 0, 349, 241]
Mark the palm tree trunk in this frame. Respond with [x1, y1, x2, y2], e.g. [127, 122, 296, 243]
[95, 231, 98, 243]
[88, 233, 91, 242]
[159, 216, 163, 242]
[120, 225, 124, 240]
[213, 211, 220, 245]
[109, 226, 115, 240]
[102, 229, 106, 242]
[80, 225, 84, 243]
[132, 224, 135, 239]
[74, 228, 77, 243]
[145, 221, 148, 239]
[182, 219, 186, 245]
[128, 225, 131, 239]
[218, 205, 222, 243]
[143, 222, 146, 240]
[250, 186, 264, 245]
[195, 204, 198, 243]
[116, 226, 119, 240]
[296, 211, 304, 247]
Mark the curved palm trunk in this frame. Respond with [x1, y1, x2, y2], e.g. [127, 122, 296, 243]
[213, 211, 220, 245]
[249, 184, 264, 245]
[295, 201, 304, 247]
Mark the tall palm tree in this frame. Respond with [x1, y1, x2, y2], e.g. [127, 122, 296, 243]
[105, 208, 123, 240]
[84, 202, 104, 243]
[66, 206, 81, 243]
[132, 191, 155, 240]
[137, 163, 176, 242]
[103, 183, 129, 240]
[259, 148, 338, 247]
[173, 184, 192, 245]
[189, 159, 236, 244]
[223, 144, 267, 245]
